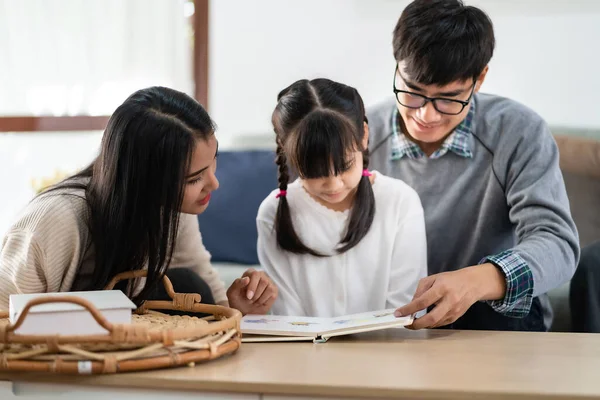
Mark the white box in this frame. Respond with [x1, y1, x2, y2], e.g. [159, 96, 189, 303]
[9, 290, 137, 336]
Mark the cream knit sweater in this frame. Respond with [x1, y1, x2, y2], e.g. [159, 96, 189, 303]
[0, 188, 227, 310]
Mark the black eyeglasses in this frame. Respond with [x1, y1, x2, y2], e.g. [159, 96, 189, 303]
[393, 67, 476, 115]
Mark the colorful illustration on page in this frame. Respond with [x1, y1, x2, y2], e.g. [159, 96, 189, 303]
[244, 318, 277, 324]
[333, 319, 352, 325]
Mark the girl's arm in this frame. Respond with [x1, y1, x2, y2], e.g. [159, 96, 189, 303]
[386, 196, 428, 311]
[257, 219, 305, 316]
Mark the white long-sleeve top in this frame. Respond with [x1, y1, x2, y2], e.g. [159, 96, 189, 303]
[256, 172, 427, 317]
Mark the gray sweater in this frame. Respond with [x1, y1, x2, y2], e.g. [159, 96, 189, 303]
[367, 93, 579, 323]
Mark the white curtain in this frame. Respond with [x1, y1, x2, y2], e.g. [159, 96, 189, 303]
[0, 0, 194, 235]
[0, 0, 193, 116]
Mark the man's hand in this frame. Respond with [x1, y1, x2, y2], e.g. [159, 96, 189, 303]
[226, 268, 278, 315]
[394, 263, 506, 329]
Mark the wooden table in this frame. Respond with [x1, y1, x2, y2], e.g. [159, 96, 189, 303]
[1, 328, 600, 399]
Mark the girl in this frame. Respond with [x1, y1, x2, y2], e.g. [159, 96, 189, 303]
[256, 79, 427, 317]
[0, 86, 276, 315]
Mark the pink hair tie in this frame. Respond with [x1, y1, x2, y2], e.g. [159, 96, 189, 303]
[362, 169, 372, 177]
[276, 190, 287, 198]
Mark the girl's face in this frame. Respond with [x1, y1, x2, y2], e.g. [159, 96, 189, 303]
[300, 123, 369, 212]
[301, 150, 364, 212]
[181, 135, 220, 215]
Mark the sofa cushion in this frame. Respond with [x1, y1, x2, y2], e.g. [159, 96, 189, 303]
[550, 135, 600, 331]
[555, 135, 600, 247]
[555, 135, 600, 180]
[198, 150, 277, 264]
[562, 171, 600, 247]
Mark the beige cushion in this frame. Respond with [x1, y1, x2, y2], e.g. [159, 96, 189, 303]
[554, 135, 600, 247]
[555, 135, 600, 179]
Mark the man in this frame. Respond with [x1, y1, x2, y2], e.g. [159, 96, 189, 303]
[368, 0, 579, 331]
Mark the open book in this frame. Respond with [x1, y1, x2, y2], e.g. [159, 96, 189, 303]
[241, 309, 413, 343]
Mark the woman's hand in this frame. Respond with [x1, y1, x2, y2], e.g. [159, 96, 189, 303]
[226, 268, 278, 315]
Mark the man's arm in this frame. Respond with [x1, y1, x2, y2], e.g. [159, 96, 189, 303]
[483, 114, 580, 316]
[395, 107, 579, 327]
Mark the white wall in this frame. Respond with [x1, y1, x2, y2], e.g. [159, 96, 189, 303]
[0, 0, 192, 235]
[2, 0, 600, 234]
[0, 0, 193, 115]
[209, 0, 600, 142]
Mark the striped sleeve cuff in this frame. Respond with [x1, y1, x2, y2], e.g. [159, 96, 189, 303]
[482, 250, 534, 318]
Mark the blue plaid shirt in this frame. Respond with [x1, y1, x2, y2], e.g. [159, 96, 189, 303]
[390, 102, 474, 160]
[390, 104, 534, 317]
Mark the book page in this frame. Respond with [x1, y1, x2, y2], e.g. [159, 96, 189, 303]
[326, 309, 411, 333]
[241, 314, 331, 337]
[241, 309, 410, 337]
[241, 334, 315, 343]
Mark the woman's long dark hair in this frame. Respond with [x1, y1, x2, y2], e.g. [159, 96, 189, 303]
[44, 86, 216, 304]
[272, 79, 375, 256]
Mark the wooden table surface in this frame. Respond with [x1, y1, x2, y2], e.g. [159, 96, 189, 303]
[2, 328, 600, 399]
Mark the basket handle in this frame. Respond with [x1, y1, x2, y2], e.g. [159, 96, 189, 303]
[104, 270, 147, 291]
[6, 296, 114, 334]
[104, 270, 180, 301]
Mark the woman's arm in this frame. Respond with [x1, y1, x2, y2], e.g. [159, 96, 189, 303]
[0, 197, 85, 310]
[170, 213, 228, 305]
[0, 231, 48, 309]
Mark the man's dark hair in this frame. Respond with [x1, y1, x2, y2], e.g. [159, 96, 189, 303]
[393, 0, 495, 85]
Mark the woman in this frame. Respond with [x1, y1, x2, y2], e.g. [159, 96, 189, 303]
[0, 86, 277, 314]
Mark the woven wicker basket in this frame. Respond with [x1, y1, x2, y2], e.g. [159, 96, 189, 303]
[0, 270, 242, 374]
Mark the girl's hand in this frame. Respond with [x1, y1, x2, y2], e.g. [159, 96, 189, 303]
[226, 268, 278, 315]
